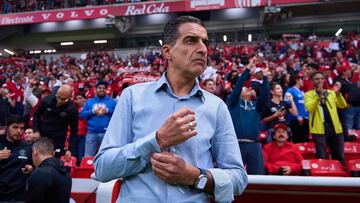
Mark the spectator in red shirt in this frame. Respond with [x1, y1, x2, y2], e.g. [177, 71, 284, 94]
[60, 150, 77, 168]
[320, 65, 335, 87]
[302, 63, 318, 92]
[2, 74, 24, 116]
[303, 63, 330, 92]
[263, 123, 304, 175]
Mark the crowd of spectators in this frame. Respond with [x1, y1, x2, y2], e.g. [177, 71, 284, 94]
[0, 32, 359, 175]
[0, 0, 155, 14]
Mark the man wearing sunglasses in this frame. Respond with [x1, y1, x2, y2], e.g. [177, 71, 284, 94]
[32, 84, 78, 158]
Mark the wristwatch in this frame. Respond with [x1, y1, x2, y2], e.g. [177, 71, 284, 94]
[194, 168, 208, 190]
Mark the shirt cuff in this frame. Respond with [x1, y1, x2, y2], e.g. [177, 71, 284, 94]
[208, 168, 234, 203]
[134, 131, 161, 159]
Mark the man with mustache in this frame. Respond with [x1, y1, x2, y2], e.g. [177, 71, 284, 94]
[263, 123, 304, 175]
[94, 16, 247, 203]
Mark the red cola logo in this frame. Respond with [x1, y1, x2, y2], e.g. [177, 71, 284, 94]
[125, 3, 170, 16]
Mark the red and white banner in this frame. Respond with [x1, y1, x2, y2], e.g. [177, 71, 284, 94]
[0, 0, 319, 26]
[271, 0, 319, 5]
[186, 0, 319, 11]
[186, 0, 267, 11]
[0, 1, 185, 26]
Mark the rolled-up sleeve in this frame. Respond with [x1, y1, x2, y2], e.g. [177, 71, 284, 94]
[94, 88, 161, 182]
[209, 102, 248, 203]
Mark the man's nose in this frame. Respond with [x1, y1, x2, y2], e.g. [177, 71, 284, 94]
[197, 41, 208, 55]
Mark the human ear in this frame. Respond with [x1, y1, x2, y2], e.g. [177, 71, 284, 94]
[161, 45, 172, 61]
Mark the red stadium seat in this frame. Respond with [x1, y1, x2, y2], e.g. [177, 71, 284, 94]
[297, 142, 317, 159]
[344, 142, 360, 165]
[297, 142, 332, 160]
[303, 159, 347, 177]
[346, 159, 360, 177]
[72, 167, 95, 179]
[80, 156, 95, 168]
[72, 156, 95, 178]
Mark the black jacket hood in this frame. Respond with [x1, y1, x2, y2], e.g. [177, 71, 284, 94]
[39, 157, 67, 175]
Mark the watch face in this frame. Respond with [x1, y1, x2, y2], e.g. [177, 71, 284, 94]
[196, 175, 208, 190]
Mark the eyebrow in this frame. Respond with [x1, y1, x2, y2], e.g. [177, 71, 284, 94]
[184, 35, 209, 46]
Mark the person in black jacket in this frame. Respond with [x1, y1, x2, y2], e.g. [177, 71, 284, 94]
[26, 137, 72, 203]
[0, 87, 15, 127]
[32, 84, 78, 158]
[0, 114, 33, 202]
[335, 65, 360, 137]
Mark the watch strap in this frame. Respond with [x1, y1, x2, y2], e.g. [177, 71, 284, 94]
[199, 168, 207, 176]
[194, 168, 208, 190]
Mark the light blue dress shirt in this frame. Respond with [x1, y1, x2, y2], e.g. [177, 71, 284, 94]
[94, 74, 248, 203]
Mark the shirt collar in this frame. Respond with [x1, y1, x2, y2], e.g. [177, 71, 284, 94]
[154, 72, 205, 102]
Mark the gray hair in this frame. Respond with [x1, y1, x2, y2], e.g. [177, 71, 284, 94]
[32, 137, 54, 155]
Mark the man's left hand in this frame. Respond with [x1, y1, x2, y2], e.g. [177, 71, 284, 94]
[150, 151, 199, 186]
[22, 164, 33, 174]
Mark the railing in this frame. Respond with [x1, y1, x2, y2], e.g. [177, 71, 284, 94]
[71, 175, 360, 203]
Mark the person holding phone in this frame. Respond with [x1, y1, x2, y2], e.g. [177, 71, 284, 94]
[261, 82, 298, 142]
[304, 71, 347, 165]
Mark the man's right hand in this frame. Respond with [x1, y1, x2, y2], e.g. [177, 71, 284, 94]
[273, 109, 285, 118]
[93, 108, 101, 116]
[0, 147, 11, 160]
[247, 57, 256, 70]
[315, 85, 324, 96]
[156, 107, 197, 150]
